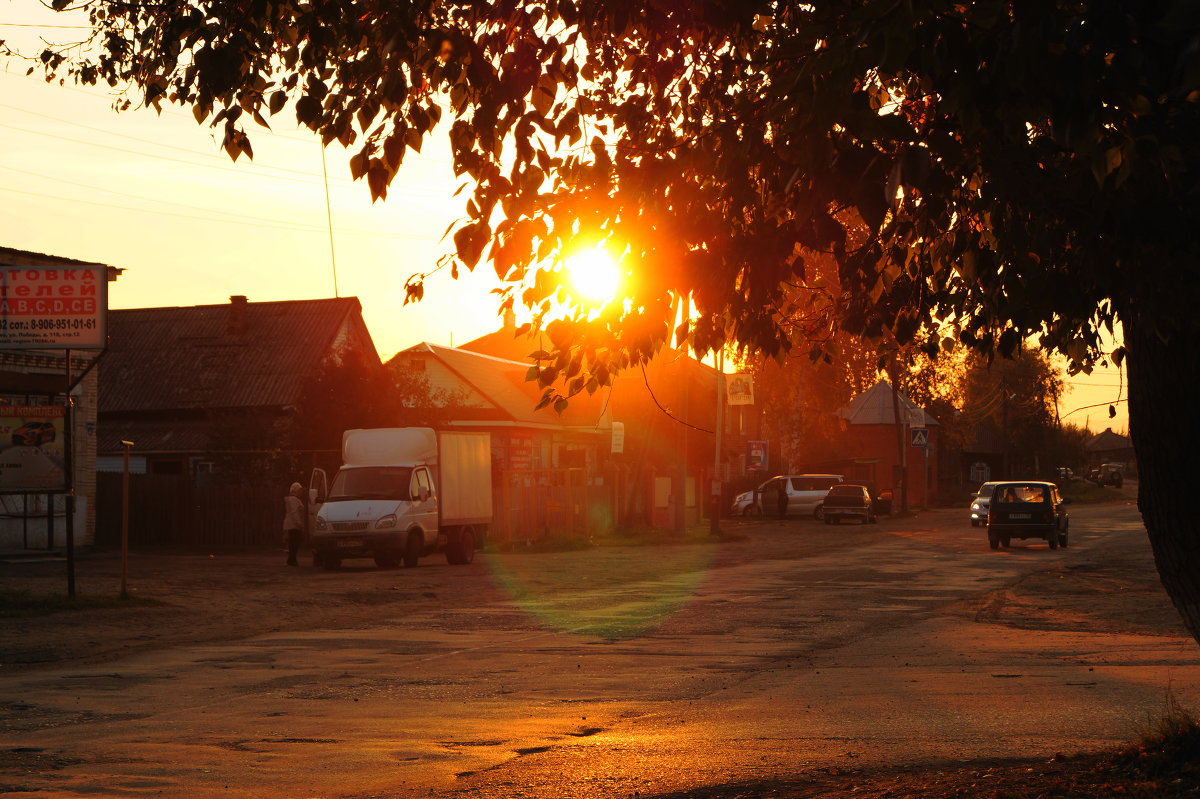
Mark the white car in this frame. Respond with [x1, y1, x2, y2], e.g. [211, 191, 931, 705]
[969, 481, 1004, 527]
[731, 474, 844, 519]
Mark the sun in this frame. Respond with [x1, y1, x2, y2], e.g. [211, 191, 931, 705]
[564, 247, 620, 304]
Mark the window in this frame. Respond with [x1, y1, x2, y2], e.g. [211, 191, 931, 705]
[416, 468, 433, 498]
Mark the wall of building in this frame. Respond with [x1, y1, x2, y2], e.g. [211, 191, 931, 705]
[840, 424, 939, 507]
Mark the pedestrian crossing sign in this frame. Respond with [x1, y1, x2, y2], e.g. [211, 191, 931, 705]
[910, 428, 929, 447]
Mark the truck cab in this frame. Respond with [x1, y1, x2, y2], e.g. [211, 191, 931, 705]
[308, 428, 491, 570]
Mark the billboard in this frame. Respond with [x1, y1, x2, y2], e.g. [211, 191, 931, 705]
[0, 265, 107, 349]
[0, 405, 68, 491]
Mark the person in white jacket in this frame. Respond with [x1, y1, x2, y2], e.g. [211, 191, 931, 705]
[282, 481, 305, 566]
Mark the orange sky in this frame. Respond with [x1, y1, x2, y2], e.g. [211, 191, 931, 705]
[0, 9, 1127, 432]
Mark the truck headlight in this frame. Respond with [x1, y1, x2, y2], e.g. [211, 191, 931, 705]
[315, 517, 327, 531]
[971, 503, 982, 512]
[375, 515, 397, 530]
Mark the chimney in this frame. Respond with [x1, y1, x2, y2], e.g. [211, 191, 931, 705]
[502, 307, 516, 332]
[229, 295, 248, 336]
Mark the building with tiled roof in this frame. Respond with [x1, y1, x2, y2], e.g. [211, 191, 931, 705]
[98, 295, 378, 471]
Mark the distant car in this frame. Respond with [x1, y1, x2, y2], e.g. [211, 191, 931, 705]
[1091, 463, 1124, 488]
[822, 484, 877, 525]
[10, 421, 56, 447]
[730, 474, 843, 518]
[985, 481, 1070, 550]
[969, 481, 1004, 527]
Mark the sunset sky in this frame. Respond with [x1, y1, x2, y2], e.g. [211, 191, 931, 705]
[0, 7, 1127, 432]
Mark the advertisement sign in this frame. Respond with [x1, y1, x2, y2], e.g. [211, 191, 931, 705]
[0, 405, 67, 491]
[726, 373, 755, 406]
[610, 421, 625, 454]
[0, 265, 107, 349]
[747, 440, 769, 471]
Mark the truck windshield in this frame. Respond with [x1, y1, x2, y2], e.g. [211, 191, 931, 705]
[328, 467, 414, 501]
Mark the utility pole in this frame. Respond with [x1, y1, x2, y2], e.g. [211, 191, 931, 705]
[889, 369, 909, 513]
[677, 294, 690, 536]
[710, 348, 724, 536]
[120, 440, 134, 600]
[1001, 377, 1010, 479]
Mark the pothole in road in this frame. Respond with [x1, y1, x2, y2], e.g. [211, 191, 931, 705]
[566, 726, 605, 737]
[514, 745, 553, 755]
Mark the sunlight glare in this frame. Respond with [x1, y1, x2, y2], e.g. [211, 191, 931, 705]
[565, 247, 620, 304]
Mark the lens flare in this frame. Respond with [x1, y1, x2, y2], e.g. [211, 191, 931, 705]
[564, 247, 620, 304]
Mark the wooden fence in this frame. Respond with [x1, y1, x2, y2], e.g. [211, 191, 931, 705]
[95, 472, 281, 549]
[492, 467, 597, 544]
[96, 467, 614, 550]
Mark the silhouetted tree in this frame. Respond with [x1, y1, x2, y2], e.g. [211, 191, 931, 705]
[24, 1, 1200, 643]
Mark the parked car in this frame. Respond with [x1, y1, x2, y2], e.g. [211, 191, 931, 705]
[822, 484, 877, 525]
[1090, 463, 1124, 488]
[969, 481, 1004, 527]
[10, 421, 56, 447]
[730, 474, 843, 518]
[859, 481, 894, 516]
[984, 481, 1070, 551]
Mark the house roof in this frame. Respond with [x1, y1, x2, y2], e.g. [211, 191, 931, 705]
[0, 246, 124, 280]
[1085, 427, 1132, 452]
[392, 342, 611, 431]
[836, 380, 939, 426]
[100, 297, 369, 414]
[98, 418, 212, 454]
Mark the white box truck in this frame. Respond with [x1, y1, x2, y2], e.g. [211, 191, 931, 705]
[307, 428, 492, 570]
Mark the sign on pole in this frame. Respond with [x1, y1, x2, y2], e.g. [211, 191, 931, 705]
[610, 421, 625, 454]
[0, 265, 107, 349]
[726, 374, 755, 406]
[910, 427, 929, 447]
[0, 405, 68, 491]
[746, 440, 768, 470]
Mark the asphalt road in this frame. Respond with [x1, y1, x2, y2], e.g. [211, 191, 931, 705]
[3, 502, 1198, 798]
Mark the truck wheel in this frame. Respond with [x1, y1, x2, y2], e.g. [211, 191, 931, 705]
[1048, 533, 1059, 550]
[374, 554, 398, 569]
[322, 555, 341, 570]
[447, 527, 476, 565]
[402, 532, 422, 568]
[311, 550, 324, 568]
[988, 529, 999, 550]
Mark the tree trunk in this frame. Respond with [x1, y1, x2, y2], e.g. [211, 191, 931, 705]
[1126, 316, 1200, 645]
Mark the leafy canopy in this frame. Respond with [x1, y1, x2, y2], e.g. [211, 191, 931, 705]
[21, 0, 1200, 400]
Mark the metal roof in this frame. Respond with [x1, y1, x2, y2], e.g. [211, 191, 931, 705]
[392, 343, 611, 431]
[100, 297, 367, 414]
[1085, 427, 1132, 452]
[837, 380, 939, 426]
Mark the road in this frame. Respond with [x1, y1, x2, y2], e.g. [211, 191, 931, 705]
[3, 502, 1198, 798]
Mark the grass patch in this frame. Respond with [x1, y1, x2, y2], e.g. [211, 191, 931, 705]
[1062, 480, 1127, 503]
[0, 589, 162, 618]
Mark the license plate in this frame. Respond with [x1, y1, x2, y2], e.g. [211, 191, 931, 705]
[1009, 513, 1031, 520]
[337, 539, 363, 548]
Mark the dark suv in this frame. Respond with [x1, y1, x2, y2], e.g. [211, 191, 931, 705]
[985, 481, 1070, 550]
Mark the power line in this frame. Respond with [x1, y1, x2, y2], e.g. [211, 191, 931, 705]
[0, 184, 437, 240]
[0, 22, 93, 28]
[1061, 398, 1128, 419]
[0, 120, 329, 187]
[0, 163, 316, 228]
